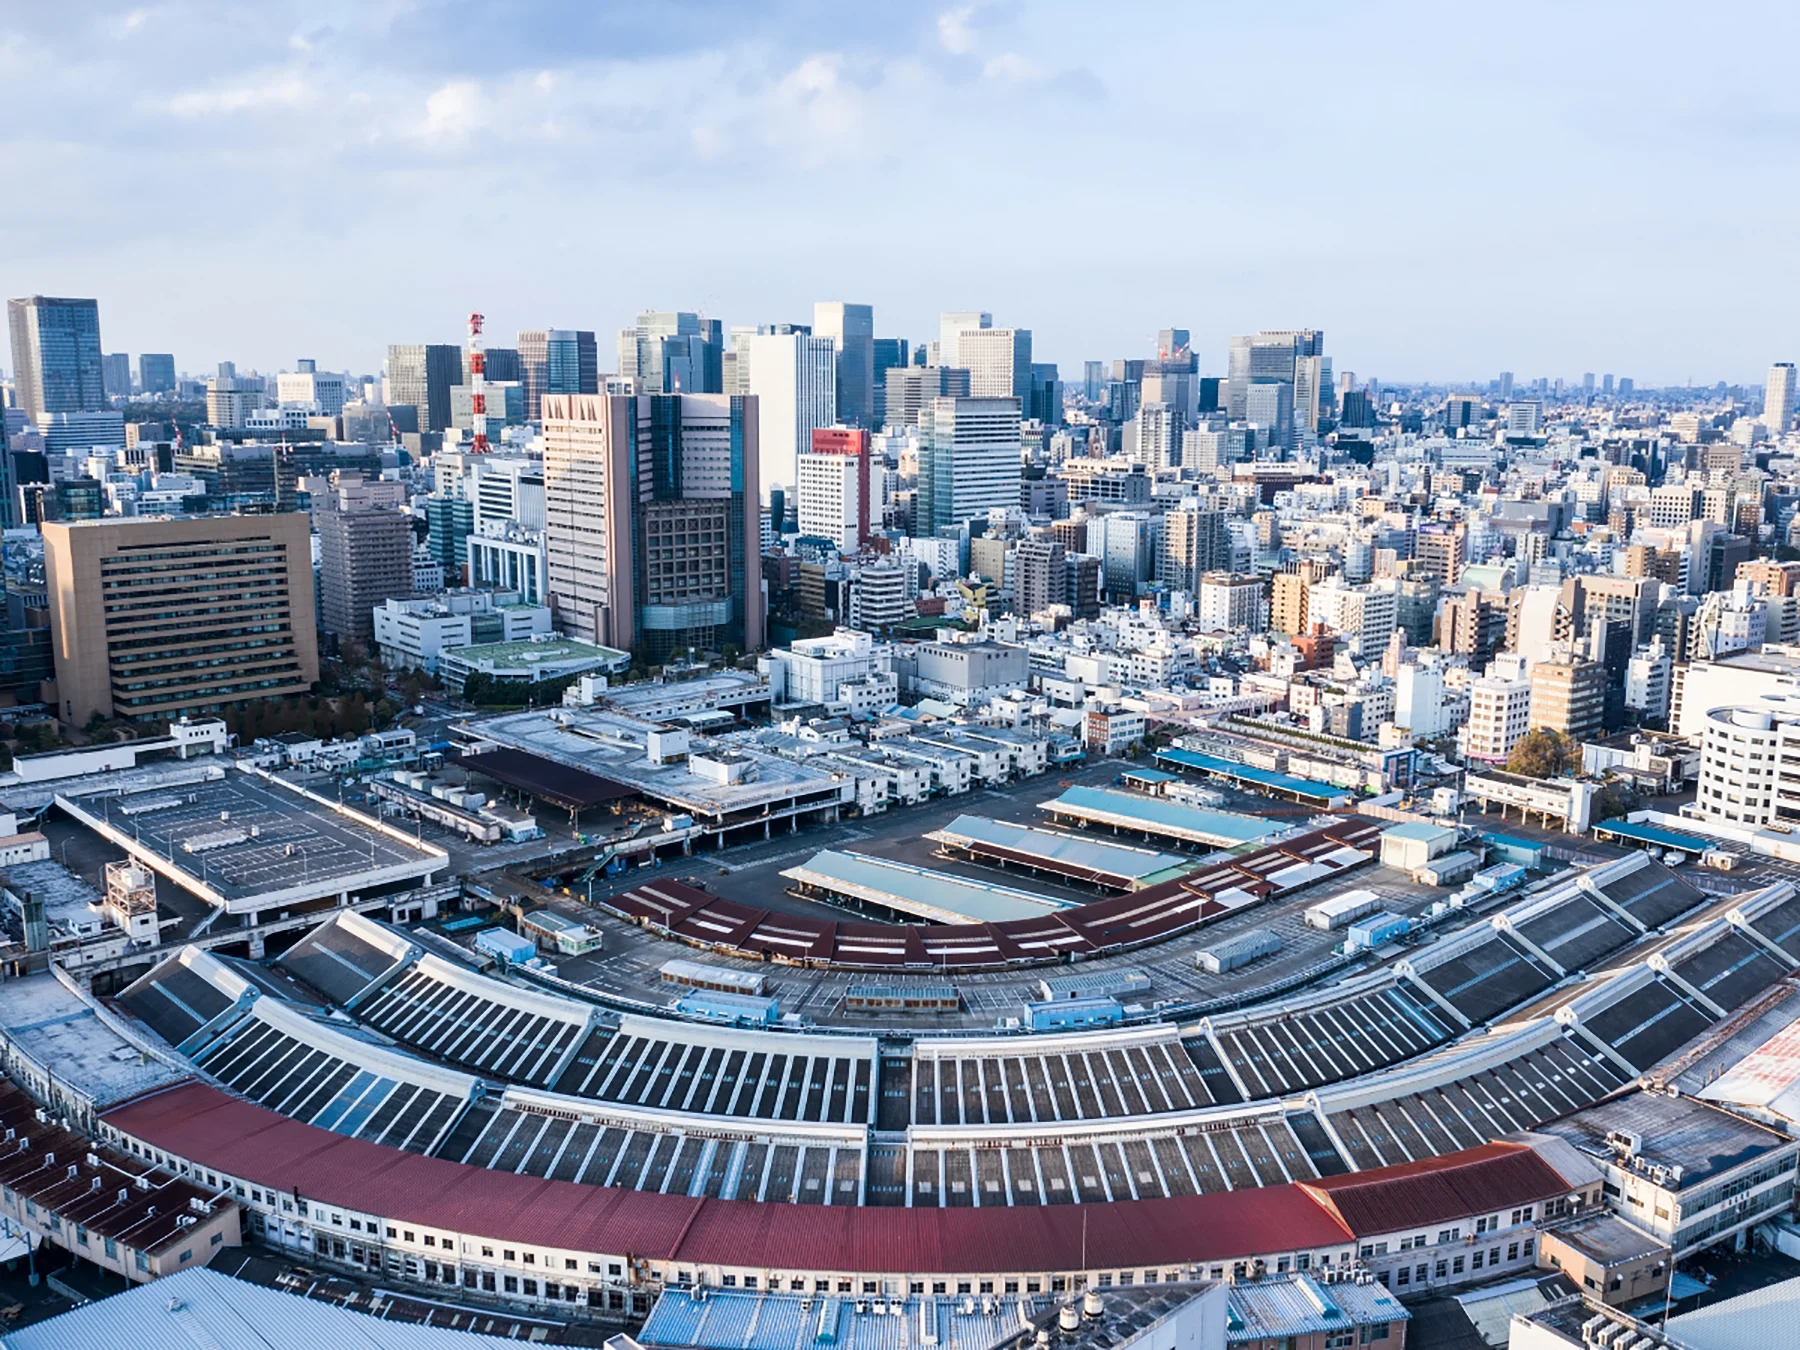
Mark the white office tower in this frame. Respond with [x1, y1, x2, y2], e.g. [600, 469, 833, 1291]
[1695, 698, 1800, 827]
[275, 368, 348, 416]
[937, 311, 991, 370]
[1395, 658, 1450, 737]
[1461, 676, 1532, 763]
[1765, 362, 1797, 433]
[740, 331, 835, 505]
[957, 327, 1032, 401]
[1505, 400, 1545, 437]
[813, 302, 875, 429]
[916, 396, 1021, 534]
[797, 449, 871, 553]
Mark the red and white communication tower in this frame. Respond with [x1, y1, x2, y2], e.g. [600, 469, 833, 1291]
[467, 311, 491, 453]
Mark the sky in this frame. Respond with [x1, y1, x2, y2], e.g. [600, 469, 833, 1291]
[3, 1, 1798, 387]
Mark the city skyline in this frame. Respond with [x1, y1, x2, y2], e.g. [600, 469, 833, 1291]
[3, 1, 1797, 382]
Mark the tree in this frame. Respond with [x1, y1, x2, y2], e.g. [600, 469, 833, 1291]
[1506, 728, 1581, 779]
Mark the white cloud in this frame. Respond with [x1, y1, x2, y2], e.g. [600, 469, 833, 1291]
[535, 70, 557, 92]
[420, 80, 484, 140]
[983, 52, 1046, 84]
[167, 76, 308, 117]
[765, 54, 868, 160]
[937, 6, 977, 55]
[691, 123, 729, 158]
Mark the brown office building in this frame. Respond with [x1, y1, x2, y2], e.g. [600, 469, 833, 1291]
[1529, 655, 1606, 742]
[44, 514, 318, 726]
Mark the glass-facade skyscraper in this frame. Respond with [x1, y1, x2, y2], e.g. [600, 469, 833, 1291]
[7, 296, 105, 423]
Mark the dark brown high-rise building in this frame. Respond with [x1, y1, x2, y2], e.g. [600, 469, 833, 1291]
[317, 501, 414, 644]
[43, 514, 318, 726]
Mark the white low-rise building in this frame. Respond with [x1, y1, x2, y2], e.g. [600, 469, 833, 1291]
[373, 590, 551, 673]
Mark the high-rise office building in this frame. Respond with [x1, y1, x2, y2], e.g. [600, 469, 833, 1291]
[1083, 361, 1105, 401]
[957, 327, 1032, 402]
[615, 313, 720, 398]
[8, 296, 105, 422]
[797, 428, 874, 553]
[739, 330, 835, 498]
[542, 393, 761, 658]
[1765, 362, 1797, 433]
[386, 343, 461, 433]
[101, 353, 131, 400]
[42, 513, 319, 725]
[1028, 363, 1062, 425]
[917, 396, 1021, 536]
[317, 496, 416, 644]
[275, 367, 349, 415]
[518, 329, 600, 420]
[205, 363, 260, 430]
[138, 353, 176, 395]
[937, 311, 991, 370]
[870, 338, 909, 427]
[1226, 329, 1321, 421]
[1245, 380, 1295, 449]
[813, 303, 874, 429]
[883, 365, 971, 429]
[1498, 371, 1515, 400]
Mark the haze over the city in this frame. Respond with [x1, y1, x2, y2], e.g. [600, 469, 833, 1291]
[3, 0, 1796, 381]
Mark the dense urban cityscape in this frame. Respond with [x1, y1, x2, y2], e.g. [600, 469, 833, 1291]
[0, 290, 1796, 1348]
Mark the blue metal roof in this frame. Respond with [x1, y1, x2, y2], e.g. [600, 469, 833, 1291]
[1042, 786, 1279, 846]
[1153, 748, 1349, 802]
[1595, 819, 1716, 853]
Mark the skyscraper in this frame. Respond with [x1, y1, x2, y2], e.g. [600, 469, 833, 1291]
[101, 353, 131, 400]
[518, 329, 600, 420]
[7, 296, 105, 422]
[739, 330, 835, 499]
[542, 393, 761, 657]
[957, 327, 1032, 401]
[1225, 329, 1320, 422]
[813, 302, 875, 429]
[138, 353, 176, 395]
[1766, 362, 1797, 433]
[937, 311, 991, 369]
[871, 338, 909, 427]
[883, 365, 970, 429]
[386, 343, 462, 433]
[917, 396, 1022, 535]
[615, 313, 721, 397]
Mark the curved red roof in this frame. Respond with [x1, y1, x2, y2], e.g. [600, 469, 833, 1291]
[98, 1080, 1564, 1276]
[105, 1081, 1354, 1272]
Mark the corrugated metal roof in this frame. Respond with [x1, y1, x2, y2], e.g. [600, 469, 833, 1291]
[1670, 1272, 1800, 1350]
[782, 850, 1076, 924]
[1225, 1273, 1408, 1340]
[1701, 1016, 1800, 1122]
[1300, 1143, 1574, 1237]
[935, 815, 1188, 879]
[1153, 750, 1348, 802]
[1043, 787, 1278, 845]
[0, 1265, 528, 1349]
